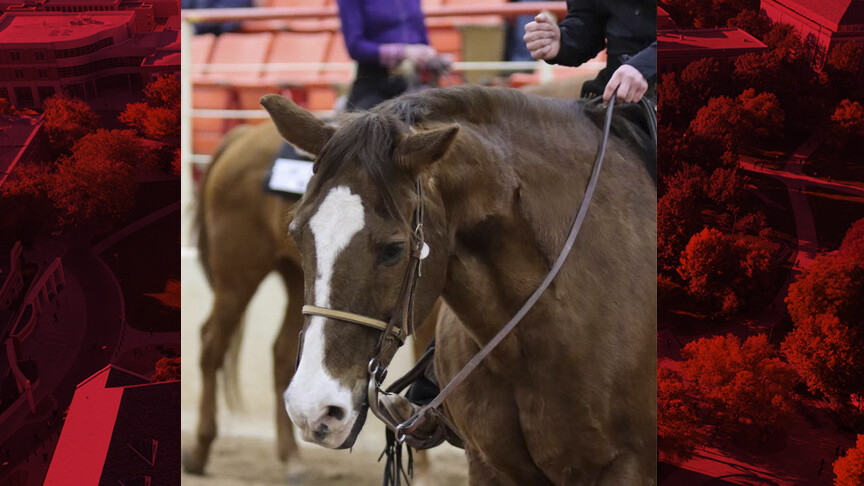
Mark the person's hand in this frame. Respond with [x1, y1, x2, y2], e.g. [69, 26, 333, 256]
[404, 44, 437, 68]
[603, 64, 648, 103]
[523, 13, 560, 60]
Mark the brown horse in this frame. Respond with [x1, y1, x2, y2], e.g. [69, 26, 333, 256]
[262, 85, 656, 485]
[182, 120, 437, 476]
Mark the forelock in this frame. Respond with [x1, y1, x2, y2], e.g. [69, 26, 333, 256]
[308, 111, 410, 223]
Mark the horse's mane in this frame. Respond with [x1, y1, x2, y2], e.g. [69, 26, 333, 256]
[308, 86, 652, 221]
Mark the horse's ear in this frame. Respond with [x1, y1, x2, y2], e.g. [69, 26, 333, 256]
[395, 124, 459, 176]
[260, 94, 335, 156]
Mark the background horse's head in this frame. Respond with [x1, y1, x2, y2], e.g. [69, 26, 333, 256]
[261, 94, 455, 449]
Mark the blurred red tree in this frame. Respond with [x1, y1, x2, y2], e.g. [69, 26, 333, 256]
[827, 99, 864, 151]
[42, 95, 99, 157]
[680, 334, 796, 430]
[120, 75, 180, 141]
[783, 228, 864, 403]
[658, 366, 705, 461]
[678, 228, 776, 315]
[658, 176, 703, 273]
[49, 130, 155, 226]
[726, 9, 772, 40]
[834, 434, 864, 486]
[781, 314, 864, 403]
[153, 357, 181, 382]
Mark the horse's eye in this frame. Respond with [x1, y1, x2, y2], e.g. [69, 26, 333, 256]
[378, 242, 405, 266]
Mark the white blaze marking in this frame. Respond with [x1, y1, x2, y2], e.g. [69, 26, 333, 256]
[285, 186, 365, 445]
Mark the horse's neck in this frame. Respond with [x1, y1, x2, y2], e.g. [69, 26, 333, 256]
[434, 119, 594, 343]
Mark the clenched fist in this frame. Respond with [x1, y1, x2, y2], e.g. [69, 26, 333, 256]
[523, 13, 560, 61]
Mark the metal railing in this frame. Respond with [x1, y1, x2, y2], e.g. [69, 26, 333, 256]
[179, 2, 603, 165]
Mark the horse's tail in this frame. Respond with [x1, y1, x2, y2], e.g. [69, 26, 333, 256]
[222, 313, 246, 411]
[195, 124, 253, 411]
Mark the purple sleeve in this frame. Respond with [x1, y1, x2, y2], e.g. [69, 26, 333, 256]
[336, 0, 384, 64]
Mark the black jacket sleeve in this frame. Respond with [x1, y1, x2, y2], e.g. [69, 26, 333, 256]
[547, 0, 606, 68]
[625, 41, 657, 85]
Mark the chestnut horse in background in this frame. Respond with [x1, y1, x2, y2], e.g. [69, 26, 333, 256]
[182, 121, 436, 476]
[263, 85, 656, 485]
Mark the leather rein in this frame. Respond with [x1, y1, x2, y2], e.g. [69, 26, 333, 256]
[299, 93, 635, 448]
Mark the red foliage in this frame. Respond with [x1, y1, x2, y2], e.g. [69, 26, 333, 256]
[42, 95, 99, 156]
[48, 130, 154, 226]
[658, 177, 703, 273]
[725, 9, 772, 40]
[658, 366, 705, 461]
[839, 218, 864, 260]
[120, 75, 180, 141]
[781, 314, 864, 402]
[828, 99, 864, 151]
[783, 229, 864, 402]
[785, 253, 864, 329]
[678, 228, 776, 315]
[153, 357, 181, 383]
[834, 434, 864, 486]
[680, 334, 796, 429]
[705, 167, 747, 212]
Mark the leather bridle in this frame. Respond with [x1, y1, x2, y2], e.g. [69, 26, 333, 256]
[296, 93, 645, 449]
[299, 177, 427, 384]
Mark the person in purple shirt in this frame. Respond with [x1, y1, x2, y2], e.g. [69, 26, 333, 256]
[336, 0, 438, 110]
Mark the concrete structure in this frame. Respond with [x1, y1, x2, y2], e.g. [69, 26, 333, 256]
[658, 27, 768, 72]
[44, 365, 179, 485]
[0, 113, 46, 188]
[0, 241, 23, 311]
[0, 0, 179, 108]
[761, 0, 864, 70]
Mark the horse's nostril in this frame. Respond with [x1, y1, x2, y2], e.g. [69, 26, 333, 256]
[326, 405, 346, 422]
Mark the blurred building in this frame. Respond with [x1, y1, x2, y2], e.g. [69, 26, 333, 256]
[0, 113, 46, 188]
[657, 6, 768, 73]
[44, 365, 180, 485]
[0, 0, 179, 108]
[0, 241, 24, 311]
[761, 0, 864, 69]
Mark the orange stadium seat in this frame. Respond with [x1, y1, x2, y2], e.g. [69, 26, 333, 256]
[234, 31, 334, 110]
[263, 31, 332, 85]
[191, 33, 216, 76]
[427, 27, 462, 61]
[193, 33, 273, 155]
[319, 32, 353, 86]
[200, 32, 273, 86]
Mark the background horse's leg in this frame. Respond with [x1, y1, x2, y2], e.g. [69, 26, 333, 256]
[274, 258, 304, 465]
[184, 286, 259, 474]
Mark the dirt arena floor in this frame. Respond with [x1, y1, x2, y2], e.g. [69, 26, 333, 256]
[180, 434, 469, 485]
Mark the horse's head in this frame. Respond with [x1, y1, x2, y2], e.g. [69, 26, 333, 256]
[261, 94, 457, 449]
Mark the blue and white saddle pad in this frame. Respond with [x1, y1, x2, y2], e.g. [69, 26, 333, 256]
[264, 143, 314, 197]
